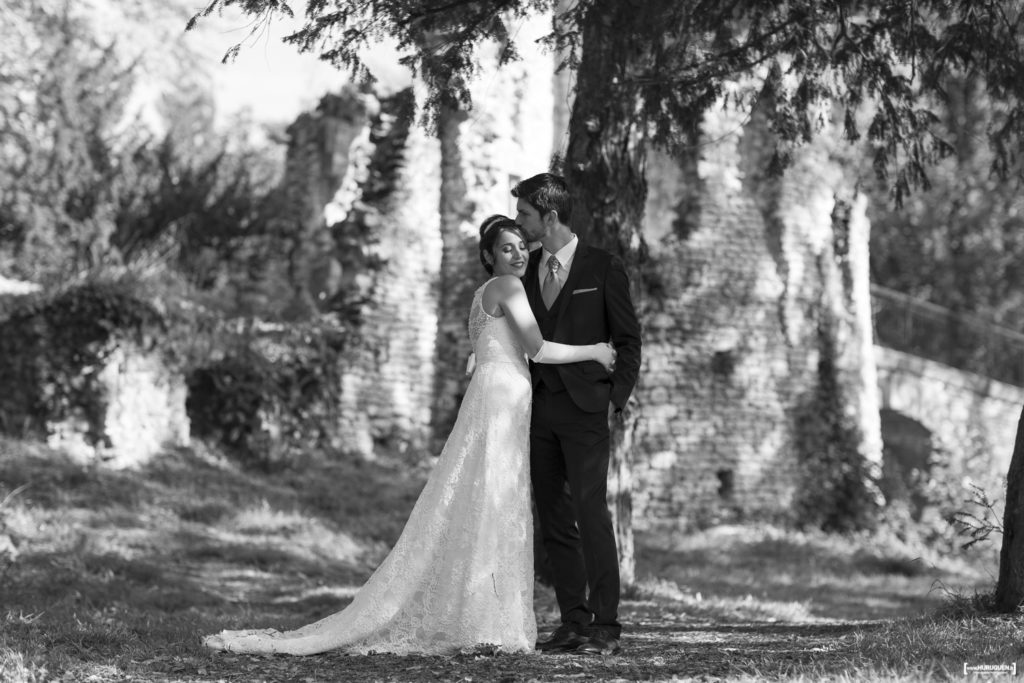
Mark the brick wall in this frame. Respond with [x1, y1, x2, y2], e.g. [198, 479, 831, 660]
[633, 101, 880, 532]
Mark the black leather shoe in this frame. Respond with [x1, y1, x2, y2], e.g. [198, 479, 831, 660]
[536, 623, 588, 652]
[576, 629, 621, 656]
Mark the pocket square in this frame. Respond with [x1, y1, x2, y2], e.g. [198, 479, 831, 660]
[572, 287, 598, 295]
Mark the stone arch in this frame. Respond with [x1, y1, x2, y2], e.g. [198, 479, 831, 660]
[878, 408, 933, 519]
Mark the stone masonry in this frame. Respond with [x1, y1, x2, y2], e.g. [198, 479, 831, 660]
[326, 88, 443, 457]
[631, 95, 880, 532]
[46, 342, 190, 468]
[0, 287, 189, 469]
[876, 346, 1024, 488]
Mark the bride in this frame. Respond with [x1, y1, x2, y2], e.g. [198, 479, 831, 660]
[202, 215, 615, 655]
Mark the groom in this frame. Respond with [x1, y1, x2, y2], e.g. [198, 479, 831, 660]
[512, 173, 642, 656]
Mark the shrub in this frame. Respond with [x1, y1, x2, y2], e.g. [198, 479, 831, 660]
[0, 281, 166, 446]
[186, 319, 352, 471]
[793, 316, 880, 533]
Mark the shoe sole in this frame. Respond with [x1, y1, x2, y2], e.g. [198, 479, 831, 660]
[536, 636, 588, 653]
[537, 642, 586, 653]
[575, 642, 621, 656]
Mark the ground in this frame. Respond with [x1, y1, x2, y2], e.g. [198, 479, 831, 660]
[0, 437, 1018, 682]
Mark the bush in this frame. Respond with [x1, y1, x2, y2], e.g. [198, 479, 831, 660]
[793, 317, 880, 533]
[0, 281, 166, 446]
[185, 319, 352, 471]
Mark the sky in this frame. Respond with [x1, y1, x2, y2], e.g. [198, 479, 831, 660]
[69, 0, 410, 132]
[182, 8, 412, 128]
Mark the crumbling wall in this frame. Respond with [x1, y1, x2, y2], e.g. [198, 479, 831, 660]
[635, 101, 880, 532]
[431, 18, 558, 449]
[0, 283, 188, 468]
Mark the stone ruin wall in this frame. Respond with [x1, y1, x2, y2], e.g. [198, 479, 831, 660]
[0, 22, 561, 468]
[634, 102, 878, 532]
[46, 343, 190, 468]
[286, 88, 443, 456]
[876, 346, 1023, 490]
[281, 35, 882, 531]
[0, 298, 189, 469]
[638, 151, 803, 531]
[335, 93, 444, 457]
[287, 16, 560, 457]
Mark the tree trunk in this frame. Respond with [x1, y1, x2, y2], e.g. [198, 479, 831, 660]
[431, 102, 477, 453]
[565, 0, 657, 588]
[995, 405, 1024, 610]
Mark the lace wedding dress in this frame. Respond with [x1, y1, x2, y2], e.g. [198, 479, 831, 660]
[202, 279, 536, 655]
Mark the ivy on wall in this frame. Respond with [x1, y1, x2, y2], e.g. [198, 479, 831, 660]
[0, 281, 166, 446]
[185, 321, 352, 471]
[792, 313, 879, 532]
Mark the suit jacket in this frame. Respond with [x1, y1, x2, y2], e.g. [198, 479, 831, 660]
[525, 241, 642, 413]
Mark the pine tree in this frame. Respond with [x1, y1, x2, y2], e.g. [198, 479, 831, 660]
[0, 4, 140, 279]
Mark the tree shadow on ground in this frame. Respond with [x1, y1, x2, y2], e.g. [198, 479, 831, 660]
[0, 439, 1002, 681]
[635, 528, 991, 622]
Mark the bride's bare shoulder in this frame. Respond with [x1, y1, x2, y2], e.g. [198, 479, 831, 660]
[487, 275, 525, 296]
[481, 276, 524, 315]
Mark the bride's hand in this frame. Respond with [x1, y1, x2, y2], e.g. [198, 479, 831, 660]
[593, 342, 616, 373]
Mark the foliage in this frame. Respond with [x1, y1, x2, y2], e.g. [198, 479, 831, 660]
[878, 475, 1004, 557]
[869, 72, 1024, 338]
[185, 320, 353, 471]
[951, 483, 1004, 551]
[0, 3, 141, 279]
[110, 103, 290, 292]
[1, 1, 290, 301]
[914, 438, 1006, 552]
[793, 316, 880, 533]
[0, 281, 166, 447]
[192, 1, 1024, 202]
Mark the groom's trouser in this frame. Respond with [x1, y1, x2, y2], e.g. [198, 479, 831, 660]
[530, 384, 621, 637]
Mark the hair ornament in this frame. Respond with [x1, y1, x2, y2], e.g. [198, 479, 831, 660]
[480, 215, 507, 234]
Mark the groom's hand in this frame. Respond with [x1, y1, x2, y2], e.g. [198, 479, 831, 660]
[609, 398, 635, 426]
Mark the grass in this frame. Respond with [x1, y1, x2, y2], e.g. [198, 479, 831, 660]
[0, 434, 1018, 682]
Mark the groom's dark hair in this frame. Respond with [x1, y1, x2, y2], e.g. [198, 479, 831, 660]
[512, 173, 572, 225]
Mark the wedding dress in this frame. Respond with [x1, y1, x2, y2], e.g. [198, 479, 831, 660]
[202, 279, 536, 655]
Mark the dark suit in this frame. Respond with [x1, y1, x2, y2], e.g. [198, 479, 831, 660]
[525, 241, 642, 637]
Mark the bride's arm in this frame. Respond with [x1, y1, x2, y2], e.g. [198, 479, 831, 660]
[486, 276, 614, 369]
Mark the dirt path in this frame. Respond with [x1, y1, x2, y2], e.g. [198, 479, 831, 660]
[148, 523, 973, 682]
[150, 618, 876, 682]
[3, 447, 991, 682]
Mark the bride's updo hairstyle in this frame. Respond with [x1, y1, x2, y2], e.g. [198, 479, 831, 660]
[479, 214, 526, 274]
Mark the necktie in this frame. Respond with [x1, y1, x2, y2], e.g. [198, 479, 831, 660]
[542, 255, 562, 309]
